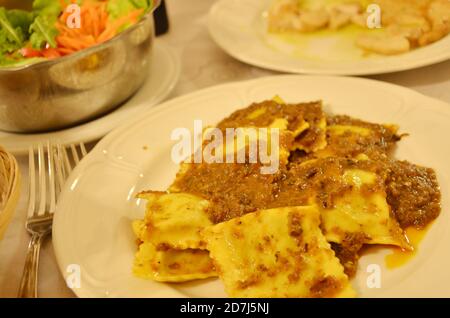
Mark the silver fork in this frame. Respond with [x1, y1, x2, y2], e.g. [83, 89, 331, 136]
[18, 142, 87, 298]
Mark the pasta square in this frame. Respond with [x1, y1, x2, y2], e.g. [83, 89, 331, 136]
[202, 206, 355, 298]
[133, 242, 216, 282]
[320, 168, 411, 249]
[135, 192, 212, 250]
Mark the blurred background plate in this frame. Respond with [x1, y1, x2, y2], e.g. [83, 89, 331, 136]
[208, 0, 450, 76]
[0, 42, 180, 155]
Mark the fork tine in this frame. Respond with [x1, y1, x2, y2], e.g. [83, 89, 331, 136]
[47, 142, 56, 214]
[70, 144, 80, 165]
[79, 142, 88, 158]
[62, 146, 72, 177]
[55, 144, 65, 195]
[27, 147, 36, 218]
[37, 144, 46, 216]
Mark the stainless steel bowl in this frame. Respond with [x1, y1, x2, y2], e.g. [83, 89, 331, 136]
[0, 0, 160, 133]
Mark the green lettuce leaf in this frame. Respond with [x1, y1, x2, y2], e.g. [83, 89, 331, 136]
[6, 9, 34, 35]
[32, 0, 62, 17]
[107, 0, 153, 20]
[107, 0, 136, 20]
[0, 7, 25, 54]
[0, 53, 44, 67]
[107, 0, 153, 33]
[29, 14, 59, 49]
[130, 0, 154, 10]
[0, 29, 22, 54]
[29, 0, 63, 49]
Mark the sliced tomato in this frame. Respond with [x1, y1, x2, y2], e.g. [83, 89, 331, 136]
[20, 47, 42, 58]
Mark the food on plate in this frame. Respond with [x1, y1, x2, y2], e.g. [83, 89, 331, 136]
[277, 158, 411, 249]
[202, 206, 355, 298]
[217, 100, 327, 152]
[385, 160, 441, 228]
[267, 0, 450, 55]
[132, 191, 217, 282]
[133, 191, 212, 250]
[0, 0, 154, 67]
[169, 128, 294, 223]
[133, 243, 217, 282]
[132, 97, 441, 297]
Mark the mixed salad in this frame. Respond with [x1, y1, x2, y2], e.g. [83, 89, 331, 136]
[0, 0, 154, 67]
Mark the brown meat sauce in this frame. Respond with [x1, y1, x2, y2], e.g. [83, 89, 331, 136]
[386, 160, 441, 228]
[309, 276, 343, 298]
[217, 100, 323, 132]
[273, 158, 387, 210]
[170, 100, 441, 278]
[217, 100, 326, 152]
[291, 115, 403, 164]
[330, 232, 371, 277]
[327, 115, 402, 157]
[172, 162, 285, 223]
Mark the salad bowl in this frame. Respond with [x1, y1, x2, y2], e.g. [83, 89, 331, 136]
[0, 0, 160, 133]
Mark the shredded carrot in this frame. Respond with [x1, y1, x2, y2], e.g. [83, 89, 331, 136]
[57, 47, 76, 55]
[54, 0, 144, 56]
[97, 8, 144, 43]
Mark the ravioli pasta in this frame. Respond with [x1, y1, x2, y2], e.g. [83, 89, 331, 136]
[132, 97, 441, 297]
[319, 165, 410, 249]
[133, 242, 216, 282]
[134, 192, 212, 250]
[216, 99, 327, 153]
[132, 192, 216, 282]
[202, 206, 355, 298]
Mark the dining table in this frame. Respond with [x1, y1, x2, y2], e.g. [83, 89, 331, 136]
[0, 0, 450, 298]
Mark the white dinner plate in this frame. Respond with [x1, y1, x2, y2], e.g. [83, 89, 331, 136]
[54, 75, 450, 298]
[208, 0, 450, 76]
[0, 42, 180, 155]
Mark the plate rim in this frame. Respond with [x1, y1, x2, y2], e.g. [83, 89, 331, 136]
[53, 74, 450, 298]
[208, 0, 450, 76]
[0, 41, 181, 155]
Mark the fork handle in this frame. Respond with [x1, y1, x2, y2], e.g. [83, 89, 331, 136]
[18, 233, 45, 298]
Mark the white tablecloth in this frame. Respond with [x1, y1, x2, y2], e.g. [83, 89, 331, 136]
[1, 0, 449, 297]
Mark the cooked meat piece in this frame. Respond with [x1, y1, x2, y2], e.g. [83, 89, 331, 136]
[328, 2, 362, 30]
[299, 9, 329, 32]
[356, 34, 411, 55]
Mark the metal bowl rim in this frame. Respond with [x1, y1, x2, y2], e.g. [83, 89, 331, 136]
[0, 0, 161, 73]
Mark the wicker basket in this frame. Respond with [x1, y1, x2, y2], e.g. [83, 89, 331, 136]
[0, 147, 21, 240]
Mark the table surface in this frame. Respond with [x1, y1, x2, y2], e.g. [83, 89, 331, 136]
[1, 0, 450, 298]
